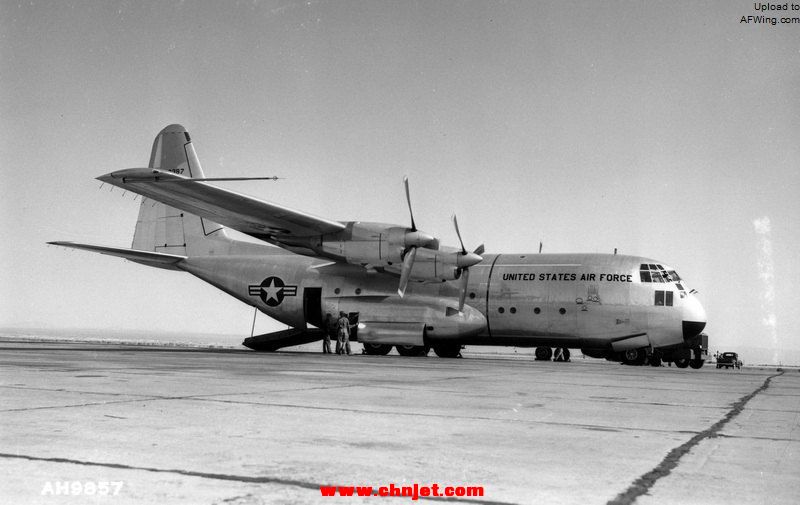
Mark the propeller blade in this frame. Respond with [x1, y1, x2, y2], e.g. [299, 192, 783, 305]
[397, 247, 417, 297]
[473, 244, 485, 256]
[452, 214, 466, 254]
[458, 267, 470, 312]
[404, 176, 417, 231]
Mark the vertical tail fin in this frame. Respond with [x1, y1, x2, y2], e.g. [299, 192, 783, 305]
[132, 124, 230, 256]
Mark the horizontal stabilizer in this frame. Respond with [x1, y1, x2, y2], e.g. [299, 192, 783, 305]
[242, 328, 326, 351]
[47, 241, 186, 270]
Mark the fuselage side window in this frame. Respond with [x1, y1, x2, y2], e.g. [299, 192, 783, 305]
[655, 290, 665, 306]
[666, 291, 674, 306]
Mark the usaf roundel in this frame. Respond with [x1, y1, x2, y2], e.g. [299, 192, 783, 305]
[248, 276, 297, 307]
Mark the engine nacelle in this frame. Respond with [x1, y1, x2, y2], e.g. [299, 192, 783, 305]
[319, 222, 437, 268]
[406, 247, 463, 282]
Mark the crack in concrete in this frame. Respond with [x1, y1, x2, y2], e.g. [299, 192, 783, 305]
[606, 370, 784, 505]
[0, 452, 516, 505]
[186, 396, 701, 435]
[714, 433, 800, 443]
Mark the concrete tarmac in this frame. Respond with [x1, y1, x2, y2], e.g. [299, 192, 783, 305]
[1, 341, 797, 505]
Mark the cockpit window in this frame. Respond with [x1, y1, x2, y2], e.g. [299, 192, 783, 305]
[639, 264, 682, 284]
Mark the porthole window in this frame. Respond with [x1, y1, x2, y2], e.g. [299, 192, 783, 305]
[355, 288, 362, 295]
[498, 307, 505, 314]
[510, 307, 517, 314]
[469, 292, 476, 299]
[334, 288, 341, 294]
[534, 307, 541, 314]
[559, 308, 566, 315]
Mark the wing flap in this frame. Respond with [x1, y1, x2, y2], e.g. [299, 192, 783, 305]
[97, 168, 346, 239]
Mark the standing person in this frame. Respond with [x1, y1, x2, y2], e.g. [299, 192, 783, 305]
[322, 313, 333, 354]
[337, 311, 353, 355]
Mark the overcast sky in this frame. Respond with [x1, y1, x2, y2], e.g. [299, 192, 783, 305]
[1, 1, 798, 360]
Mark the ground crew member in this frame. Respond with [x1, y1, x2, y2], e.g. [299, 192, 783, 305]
[322, 313, 333, 354]
[336, 311, 353, 355]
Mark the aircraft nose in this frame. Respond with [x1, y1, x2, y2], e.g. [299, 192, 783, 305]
[682, 294, 707, 339]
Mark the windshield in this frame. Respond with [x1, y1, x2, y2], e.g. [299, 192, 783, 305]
[639, 264, 682, 283]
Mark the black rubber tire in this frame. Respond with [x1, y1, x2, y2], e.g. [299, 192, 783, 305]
[622, 348, 648, 366]
[649, 354, 662, 367]
[362, 343, 392, 355]
[674, 358, 690, 368]
[433, 344, 461, 358]
[689, 359, 704, 369]
[534, 347, 552, 361]
[396, 345, 430, 357]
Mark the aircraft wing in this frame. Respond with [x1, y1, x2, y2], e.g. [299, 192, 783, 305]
[97, 168, 346, 241]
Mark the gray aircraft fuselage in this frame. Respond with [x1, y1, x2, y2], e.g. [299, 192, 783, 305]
[180, 243, 704, 354]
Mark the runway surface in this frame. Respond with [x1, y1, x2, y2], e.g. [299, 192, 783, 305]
[1, 341, 797, 505]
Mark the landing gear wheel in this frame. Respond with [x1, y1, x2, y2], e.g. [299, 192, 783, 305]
[621, 348, 648, 366]
[535, 347, 553, 361]
[689, 359, 705, 369]
[362, 343, 392, 355]
[433, 344, 461, 358]
[396, 345, 430, 357]
[674, 358, 690, 368]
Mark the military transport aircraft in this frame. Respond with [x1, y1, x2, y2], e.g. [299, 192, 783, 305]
[50, 124, 707, 367]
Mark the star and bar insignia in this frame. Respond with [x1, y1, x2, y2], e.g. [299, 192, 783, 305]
[248, 276, 297, 307]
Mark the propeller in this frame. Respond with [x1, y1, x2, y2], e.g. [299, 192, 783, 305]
[397, 246, 417, 297]
[398, 177, 436, 297]
[452, 215, 484, 311]
[404, 176, 417, 232]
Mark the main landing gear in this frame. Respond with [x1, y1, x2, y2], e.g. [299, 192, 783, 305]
[432, 344, 462, 358]
[362, 343, 392, 355]
[361, 343, 433, 357]
[621, 348, 648, 366]
[396, 345, 430, 357]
